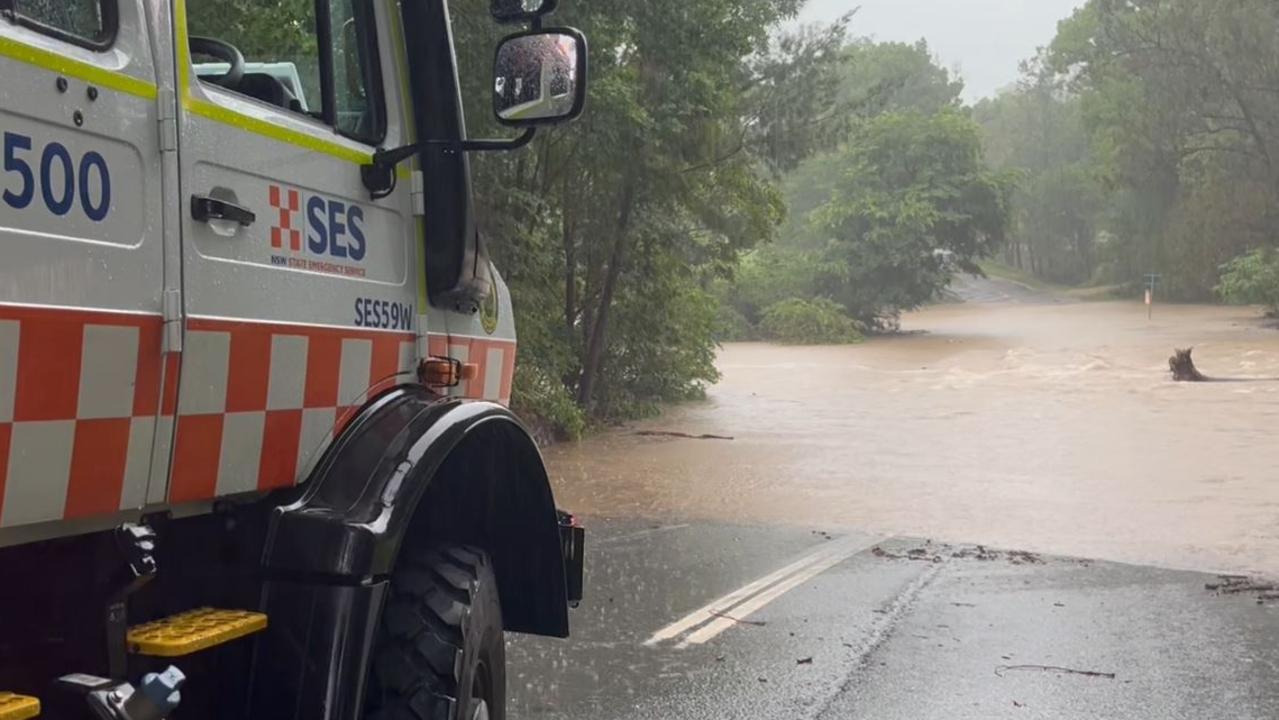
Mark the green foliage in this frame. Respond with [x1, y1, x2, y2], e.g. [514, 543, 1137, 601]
[810, 111, 1012, 325]
[776, 39, 966, 250]
[1039, 0, 1279, 299]
[748, 14, 858, 175]
[592, 278, 722, 420]
[972, 58, 1105, 284]
[724, 38, 1005, 336]
[187, 0, 316, 58]
[449, 0, 821, 429]
[187, 0, 319, 99]
[510, 363, 587, 441]
[838, 39, 964, 116]
[713, 301, 757, 342]
[723, 246, 822, 323]
[758, 298, 864, 345]
[1217, 250, 1279, 315]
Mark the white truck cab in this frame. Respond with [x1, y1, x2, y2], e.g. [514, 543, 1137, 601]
[0, 1, 587, 718]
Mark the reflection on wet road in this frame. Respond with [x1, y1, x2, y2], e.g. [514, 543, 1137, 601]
[547, 298, 1279, 576]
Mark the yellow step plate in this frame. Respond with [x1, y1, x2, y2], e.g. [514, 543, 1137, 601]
[0, 693, 40, 720]
[128, 608, 268, 657]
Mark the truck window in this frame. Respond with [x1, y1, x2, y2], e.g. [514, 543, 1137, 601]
[329, 0, 384, 141]
[186, 0, 384, 144]
[6, 0, 116, 48]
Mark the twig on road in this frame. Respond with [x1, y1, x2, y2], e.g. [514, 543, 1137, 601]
[707, 610, 767, 627]
[635, 431, 735, 441]
[995, 664, 1115, 680]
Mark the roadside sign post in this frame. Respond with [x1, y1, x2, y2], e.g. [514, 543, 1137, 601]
[1145, 273, 1161, 320]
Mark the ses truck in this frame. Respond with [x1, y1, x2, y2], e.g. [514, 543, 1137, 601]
[0, 0, 587, 718]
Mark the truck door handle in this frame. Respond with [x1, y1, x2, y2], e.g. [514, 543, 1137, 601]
[191, 195, 256, 227]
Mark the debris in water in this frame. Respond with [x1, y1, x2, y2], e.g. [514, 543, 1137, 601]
[1008, 550, 1044, 565]
[797, 657, 813, 665]
[952, 545, 1000, 562]
[1207, 576, 1278, 595]
[1169, 348, 1208, 382]
[635, 430, 735, 441]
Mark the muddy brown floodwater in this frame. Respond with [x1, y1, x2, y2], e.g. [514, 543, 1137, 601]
[545, 296, 1279, 577]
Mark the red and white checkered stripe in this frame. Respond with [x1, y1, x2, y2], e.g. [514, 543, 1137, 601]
[0, 306, 166, 528]
[0, 305, 519, 532]
[167, 317, 419, 504]
[427, 334, 516, 404]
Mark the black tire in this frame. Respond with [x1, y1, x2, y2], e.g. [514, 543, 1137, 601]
[365, 544, 506, 720]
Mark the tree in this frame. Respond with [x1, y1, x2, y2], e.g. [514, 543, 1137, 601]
[1217, 249, 1279, 315]
[973, 58, 1104, 284]
[775, 38, 966, 250]
[449, 0, 836, 423]
[810, 111, 1012, 325]
[1048, 0, 1279, 297]
[838, 39, 965, 117]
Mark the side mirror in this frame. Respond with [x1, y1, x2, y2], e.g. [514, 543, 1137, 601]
[493, 29, 587, 127]
[490, 0, 558, 23]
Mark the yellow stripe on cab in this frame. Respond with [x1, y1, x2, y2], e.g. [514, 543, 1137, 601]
[0, 35, 157, 100]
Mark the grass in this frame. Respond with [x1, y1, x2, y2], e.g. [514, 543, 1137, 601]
[976, 260, 1128, 301]
[976, 260, 1063, 292]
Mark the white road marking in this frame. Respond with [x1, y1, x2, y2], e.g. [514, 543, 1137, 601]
[676, 538, 874, 647]
[644, 534, 877, 647]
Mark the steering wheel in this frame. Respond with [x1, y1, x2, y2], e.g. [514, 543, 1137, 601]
[189, 36, 246, 89]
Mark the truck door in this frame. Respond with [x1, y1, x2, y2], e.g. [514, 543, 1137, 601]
[169, 0, 419, 505]
[0, 1, 167, 531]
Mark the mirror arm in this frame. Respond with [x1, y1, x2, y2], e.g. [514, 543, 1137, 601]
[372, 128, 536, 166]
[361, 129, 537, 197]
[455, 127, 538, 152]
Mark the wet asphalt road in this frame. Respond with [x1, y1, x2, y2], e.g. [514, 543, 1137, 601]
[509, 518, 1279, 719]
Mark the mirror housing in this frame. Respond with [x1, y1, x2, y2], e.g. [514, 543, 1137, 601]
[493, 28, 587, 128]
[491, 0, 558, 23]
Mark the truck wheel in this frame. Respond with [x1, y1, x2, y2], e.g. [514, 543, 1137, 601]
[366, 544, 505, 720]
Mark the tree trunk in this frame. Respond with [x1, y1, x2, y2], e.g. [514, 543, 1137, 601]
[562, 178, 578, 334]
[576, 169, 638, 409]
[1169, 348, 1208, 382]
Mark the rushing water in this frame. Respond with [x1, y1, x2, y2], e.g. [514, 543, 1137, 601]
[545, 295, 1279, 576]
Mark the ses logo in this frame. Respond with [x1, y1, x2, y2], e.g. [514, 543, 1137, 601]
[269, 185, 368, 278]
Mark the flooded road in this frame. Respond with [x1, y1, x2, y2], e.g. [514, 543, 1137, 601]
[545, 294, 1279, 576]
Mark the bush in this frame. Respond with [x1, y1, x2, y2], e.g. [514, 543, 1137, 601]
[713, 302, 756, 342]
[1216, 249, 1279, 315]
[510, 363, 586, 442]
[591, 280, 722, 421]
[758, 298, 865, 344]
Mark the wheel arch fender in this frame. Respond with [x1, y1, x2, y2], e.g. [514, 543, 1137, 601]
[262, 386, 569, 637]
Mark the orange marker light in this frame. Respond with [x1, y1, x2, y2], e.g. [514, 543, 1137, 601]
[419, 357, 480, 388]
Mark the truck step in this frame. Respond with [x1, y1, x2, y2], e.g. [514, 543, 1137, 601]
[128, 608, 268, 657]
[0, 693, 40, 720]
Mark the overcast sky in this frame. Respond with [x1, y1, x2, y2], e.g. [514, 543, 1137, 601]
[796, 0, 1085, 101]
